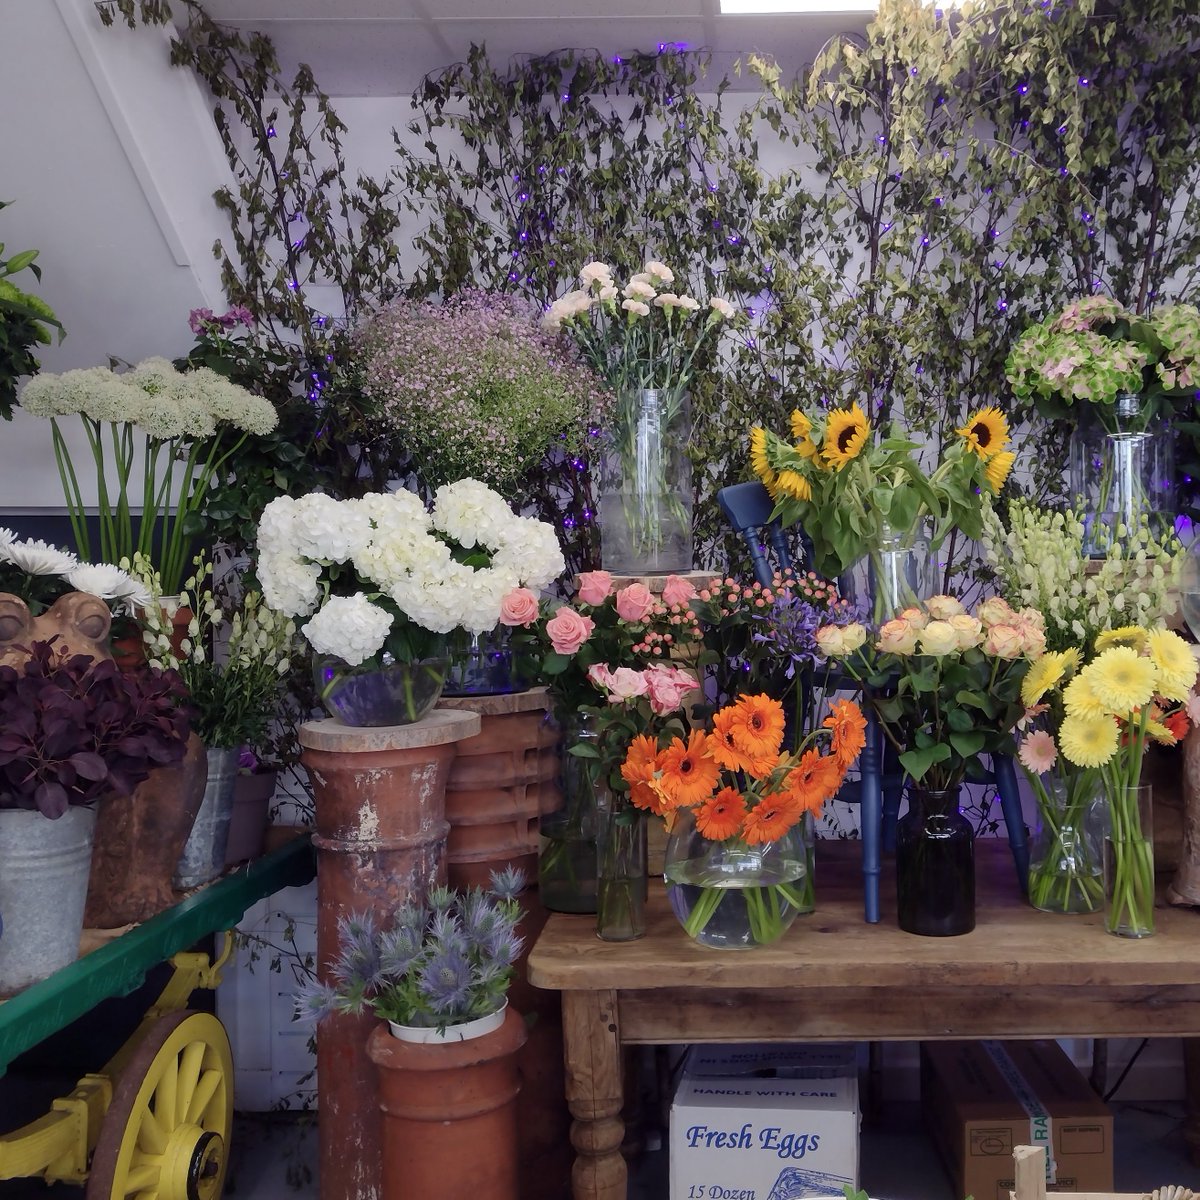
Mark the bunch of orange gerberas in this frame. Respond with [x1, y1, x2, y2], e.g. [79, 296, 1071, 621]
[620, 692, 867, 844]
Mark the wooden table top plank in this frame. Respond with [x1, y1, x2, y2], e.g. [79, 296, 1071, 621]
[527, 841, 1200, 992]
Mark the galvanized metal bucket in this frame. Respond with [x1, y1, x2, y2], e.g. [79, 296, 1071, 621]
[174, 746, 239, 889]
[0, 805, 96, 994]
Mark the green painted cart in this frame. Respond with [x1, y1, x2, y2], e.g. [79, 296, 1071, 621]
[0, 833, 316, 1200]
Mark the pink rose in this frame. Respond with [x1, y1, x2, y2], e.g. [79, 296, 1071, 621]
[877, 618, 918, 656]
[615, 583, 655, 622]
[498, 587, 540, 627]
[661, 575, 697, 608]
[587, 663, 614, 691]
[605, 667, 650, 703]
[546, 606, 595, 655]
[644, 663, 698, 715]
[577, 570, 614, 606]
[897, 606, 928, 630]
[983, 624, 1024, 660]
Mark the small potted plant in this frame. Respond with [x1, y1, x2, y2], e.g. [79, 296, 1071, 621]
[0, 641, 190, 992]
[295, 871, 529, 1200]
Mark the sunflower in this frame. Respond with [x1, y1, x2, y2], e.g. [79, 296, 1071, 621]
[984, 450, 1016, 495]
[1062, 673, 1107, 720]
[1094, 626, 1147, 653]
[823, 698, 867, 768]
[775, 468, 812, 503]
[1146, 627, 1197, 701]
[790, 408, 821, 461]
[656, 729, 721, 808]
[821, 403, 870, 471]
[1020, 649, 1080, 707]
[955, 406, 1009, 460]
[749, 427, 777, 489]
[786, 748, 843, 814]
[711, 706, 777, 778]
[730, 694, 786, 759]
[1058, 713, 1119, 769]
[1083, 647, 1157, 714]
[621, 734, 663, 814]
[695, 786, 748, 842]
[742, 792, 802, 846]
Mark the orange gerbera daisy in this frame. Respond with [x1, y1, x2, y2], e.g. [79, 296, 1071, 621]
[656, 730, 721, 808]
[742, 792, 802, 846]
[729, 694, 786, 759]
[786, 748, 843, 814]
[621, 734, 663, 814]
[695, 786, 748, 842]
[823, 698, 867, 768]
[711, 705, 778, 778]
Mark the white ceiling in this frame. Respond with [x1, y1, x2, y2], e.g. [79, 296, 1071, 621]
[198, 0, 866, 95]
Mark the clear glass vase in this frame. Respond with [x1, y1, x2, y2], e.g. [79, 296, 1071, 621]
[538, 712, 600, 914]
[1069, 394, 1175, 557]
[313, 652, 448, 727]
[598, 387, 693, 574]
[1104, 782, 1155, 938]
[1027, 769, 1106, 915]
[663, 807, 808, 948]
[441, 626, 529, 698]
[839, 521, 934, 625]
[896, 785, 975, 937]
[595, 789, 648, 941]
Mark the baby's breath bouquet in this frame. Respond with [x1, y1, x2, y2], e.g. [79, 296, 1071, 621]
[20, 358, 278, 595]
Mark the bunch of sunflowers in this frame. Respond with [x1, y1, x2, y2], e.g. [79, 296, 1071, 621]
[748, 402, 1016, 581]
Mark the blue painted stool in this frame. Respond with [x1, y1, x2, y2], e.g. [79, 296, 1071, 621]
[717, 481, 1030, 922]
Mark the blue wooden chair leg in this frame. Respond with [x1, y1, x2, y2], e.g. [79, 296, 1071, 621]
[992, 752, 1030, 895]
[860, 709, 884, 923]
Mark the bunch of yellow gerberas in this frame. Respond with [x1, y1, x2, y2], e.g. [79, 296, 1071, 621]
[619, 692, 867, 844]
[748, 402, 1016, 582]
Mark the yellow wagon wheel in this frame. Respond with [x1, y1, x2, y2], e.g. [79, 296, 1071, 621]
[86, 1011, 234, 1200]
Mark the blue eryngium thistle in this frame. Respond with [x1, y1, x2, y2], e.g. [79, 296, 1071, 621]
[292, 978, 342, 1027]
[417, 946, 473, 1016]
[489, 866, 527, 900]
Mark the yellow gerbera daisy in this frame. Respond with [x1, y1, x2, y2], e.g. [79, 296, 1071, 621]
[822, 403, 870, 471]
[984, 450, 1016, 495]
[956, 406, 1010, 460]
[775, 468, 812, 502]
[1146, 627, 1198, 701]
[1146, 717, 1179, 745]
[1020, 649, 1079, 707]
[1062, 673, 1107, 720]
[1059, 713, 1119, 768]
[1094, 626, 1146, 653]
[1082, 647, 1157, 714]
[749, 426, 777, 489]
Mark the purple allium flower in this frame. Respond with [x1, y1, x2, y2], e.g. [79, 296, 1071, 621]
[417, 946, 473, 1015]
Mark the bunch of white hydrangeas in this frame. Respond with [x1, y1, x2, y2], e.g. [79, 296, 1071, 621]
[981, 499, 1182, 653]
[255, 481, 566, 667]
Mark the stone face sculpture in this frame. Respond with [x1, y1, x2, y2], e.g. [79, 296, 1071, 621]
[0, 592, 113, 668]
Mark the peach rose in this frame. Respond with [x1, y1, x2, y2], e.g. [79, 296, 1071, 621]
[897, 606, 929, 630]
[576, 570, 614, 606]
[925, 594, 966, 621]
[498, 587, 539, 627]
[661, 575, 698, 608]
[546, 606, 595, 655]
[877, 618, 918, 656]
[816, 622, 867, 658]
[948, 614, 984, 651]
[983, 624, 1024, 659]
[615, 583, 655, 622]
[918, 620, 959, 657]
[976, 595, 1015, 628]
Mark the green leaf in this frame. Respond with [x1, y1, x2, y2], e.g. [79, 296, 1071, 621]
[948, 730, 986, 758]
[899, 742, 950, 782]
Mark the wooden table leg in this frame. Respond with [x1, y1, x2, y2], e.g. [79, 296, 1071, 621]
[563, 989, 627, 1200]
[1184, 1038, 1200, 1166]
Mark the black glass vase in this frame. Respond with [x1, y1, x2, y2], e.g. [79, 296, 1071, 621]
[896, 785, 975, 937]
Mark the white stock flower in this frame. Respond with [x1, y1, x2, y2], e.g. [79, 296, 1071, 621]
[302, 593, 393, 666]
[622, 299, 651, 318]
[709, 297, 736, 320]
[2, 538, 78, 575]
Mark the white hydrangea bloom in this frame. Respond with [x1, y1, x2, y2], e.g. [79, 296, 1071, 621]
[432, 479, 516, 549]
[292, 493, 373, 564]
[302, 593, 393, 666]
[491, 519, 564, 590]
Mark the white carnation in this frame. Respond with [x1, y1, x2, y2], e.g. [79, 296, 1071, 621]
[302, 593, 393, 666]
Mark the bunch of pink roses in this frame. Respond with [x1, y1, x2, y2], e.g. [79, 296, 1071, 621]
[588, 663, 698, 715]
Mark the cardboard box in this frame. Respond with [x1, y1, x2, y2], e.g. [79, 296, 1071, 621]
[671, 1043, 860, 1200]
[921, 1040, 1113, 1200]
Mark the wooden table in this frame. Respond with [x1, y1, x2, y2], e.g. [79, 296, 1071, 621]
[527, 841, 1200, 1200]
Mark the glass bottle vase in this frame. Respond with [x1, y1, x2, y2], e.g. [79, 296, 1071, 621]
[839, 521, 933, 625]
[441, 626, 529, 698]
[1027, 770, 1107, 915]
[896, 785, 975, 936]
[1103, 783, 1155, 938]
[538, 712, 600, 914]
[664, 806, 808, 948]
[598, 386, 693, 574]
[595, 789, 648, 942]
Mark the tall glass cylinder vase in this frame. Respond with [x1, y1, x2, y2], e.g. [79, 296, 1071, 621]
[1027, 769, 1107, 915]
[1069, 394, 1174, 557]
[1104, 782, 1155, 938]
[442, 626, 529, 698]
[896, 785, 975, 936]
[595, 789, 647, 941]
[839, 521, 934, 625]
[538, 712, 599, 913]
[598, 387, 693, 574]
